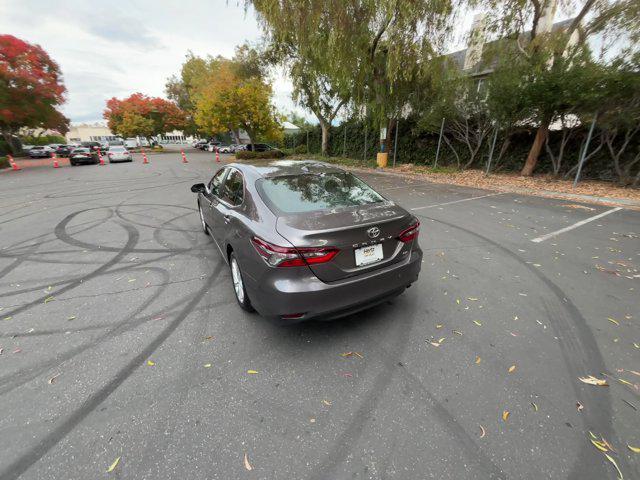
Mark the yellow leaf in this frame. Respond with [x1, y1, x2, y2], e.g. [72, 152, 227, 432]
[436, 324, 443, 329]
[322, 400, 332, 406]
[243, 452, 253, 471]
[67, 315, 76, 321]
[44, 296, 55, 303]
[456, 298, 461, 305]
[452, 330, 463, 336]
[247, 370, 258, 374]
[475, 356, 481, 364]
[590, 439, 608, 452]
[468, 297, 478, 301]
[128, 278, 136, 283]
[531, 402, 538, 412]
[627, 444, 640, 453]
[204, 363, 212, 368]
[508, 365, 516, 373]
[430, 341, 441, 347]
[107, 456, 120, 473]
[633, 343, 639, 349]
[147, 360, 155, 366]
[473, 320, 482, 326]
[604, 453, 623, 480]
[354, 352, 364, 359]
[618, 378, 634, 387]
[502, 410, 509, 421]
[578, 375, 608, 386]
[607, 317, 620, 326]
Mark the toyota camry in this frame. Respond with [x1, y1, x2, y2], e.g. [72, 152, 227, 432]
[191, 160, 422, 322]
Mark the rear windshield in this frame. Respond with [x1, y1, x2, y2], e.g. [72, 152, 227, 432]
[257, 172, 384, 214]
[110, 146, 126, 151]
[73, 148, 90, 153]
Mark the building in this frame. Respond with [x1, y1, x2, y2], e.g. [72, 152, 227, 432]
[282, 121, 301, 135]
[66, 122, 118, 143]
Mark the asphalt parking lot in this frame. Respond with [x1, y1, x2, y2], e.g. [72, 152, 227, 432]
[0, 146, 638, 480]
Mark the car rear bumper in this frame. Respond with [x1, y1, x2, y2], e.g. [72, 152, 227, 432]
[71, 157, 97, 164]
[243, 246, 422, 323]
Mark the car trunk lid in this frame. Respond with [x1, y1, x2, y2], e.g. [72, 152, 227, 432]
[275, 202, 415, 282]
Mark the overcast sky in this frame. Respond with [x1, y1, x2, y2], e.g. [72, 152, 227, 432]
[0, 0, 304, 124]
[0, 0, 481, 125]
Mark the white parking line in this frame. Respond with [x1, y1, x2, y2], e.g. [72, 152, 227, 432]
[530, 207, 623, 243]
[410, 192, 504, 211]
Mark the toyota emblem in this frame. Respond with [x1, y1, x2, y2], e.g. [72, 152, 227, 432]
[367, 227, 381, 239]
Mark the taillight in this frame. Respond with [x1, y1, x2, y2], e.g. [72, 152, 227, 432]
[251, 236, 338, 267]
[398, 220, 420, 243]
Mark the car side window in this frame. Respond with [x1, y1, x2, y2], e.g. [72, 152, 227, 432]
[221, 169, 244, 206]
[208, 168, 227, 197]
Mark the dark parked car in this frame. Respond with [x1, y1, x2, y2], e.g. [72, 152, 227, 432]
[80, 141, 102, 152]
[69, 148, 99, 166]
[245, 143, 276, 152]
[55, 145, 74, 157]
[28, 146, 54, 158]
[191, 160, 422, 322]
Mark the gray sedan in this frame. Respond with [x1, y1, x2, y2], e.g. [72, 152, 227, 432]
[107, 146, 133, 163]
[191, 160, 422, 323]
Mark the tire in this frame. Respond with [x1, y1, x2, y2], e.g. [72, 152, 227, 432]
[198, 202, 209, 235]
[229, 252, 253, 312]
[70, 162, 76, 166]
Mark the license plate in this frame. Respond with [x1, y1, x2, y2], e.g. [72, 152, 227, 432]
[355, 243, 384, 266]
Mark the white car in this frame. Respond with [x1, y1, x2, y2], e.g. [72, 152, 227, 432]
[107, 146, 133, 163]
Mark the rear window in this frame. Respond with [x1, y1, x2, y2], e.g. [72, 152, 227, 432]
[257, 172, 384, 214]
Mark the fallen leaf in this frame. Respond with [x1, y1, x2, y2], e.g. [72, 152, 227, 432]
[204, 363, 212, 368]
[456, 298, 461, 305]
[339, 372, 353, 378]
[436, 324, 443, 329]
[128, 279, 136, 283]
[468, 297, 478, 301]
[147, 360, 155, 366]
[629, 370, 640, 377]
[473, 320, 482, 326]
[107, 456, 121, 473]
[617, 378, 634, 387]
[309, 418, 316, 423]
[475, 356, 481, 364]
[48, 373, 61, 384]
[322, 400, 332, 406]
[591, 439, 609, 452]
[243, 452, 253, 471]
[430, 341, 441, 347]
[627, 444, 640, 453]
[13, 348, 21, 354]
[604, 453, 623, 480]
[508, 365, 516, 373]
[452, 330, 463, 336]
[479, 425, 486, 438]
[247, 370, 258, 374]
[44, 296, 55, 303]
[67, 315, 76, 321]
[531, 402, 538, 412]
[607, 317, 620, 326]
[576, 402, 584, 412]
[502, 410, 509, 421]
[578, 375, 608, 386]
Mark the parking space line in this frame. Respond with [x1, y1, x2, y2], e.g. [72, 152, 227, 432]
[530, 207, 623, 243]
[410, 192, 504, 210]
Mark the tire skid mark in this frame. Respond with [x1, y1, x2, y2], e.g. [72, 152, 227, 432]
[417, 214, 626, 480]
[0, 264, 223, 480]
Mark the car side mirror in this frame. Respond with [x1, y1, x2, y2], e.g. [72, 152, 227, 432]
[191, 183, 206, 193]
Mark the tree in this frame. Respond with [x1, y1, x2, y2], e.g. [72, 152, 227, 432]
[251, 0, 453, 154]
[0, 34, 68, 154]
[478, 0, 638, 175]
[103, 93, 186, 142]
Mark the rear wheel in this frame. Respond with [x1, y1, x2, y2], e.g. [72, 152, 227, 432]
[229, 253, 253, 312]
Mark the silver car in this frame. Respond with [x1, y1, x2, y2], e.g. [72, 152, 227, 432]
[191, 160, 422, 323]
[107, 146, 133, 163]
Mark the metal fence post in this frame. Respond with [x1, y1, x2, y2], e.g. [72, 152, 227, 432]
[363, 124, 368, 162]
[434, 117, 445, 168]
[343, 124, 347, 157]
[485, 127, 498, 176]
[573, 113, 598, 188]
[392, 118, 399, 168]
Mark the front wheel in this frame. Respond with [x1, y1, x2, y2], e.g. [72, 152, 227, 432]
[229, 253, 253, 312]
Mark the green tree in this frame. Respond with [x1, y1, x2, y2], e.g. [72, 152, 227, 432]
[117, 112, 155, 139]
[251, 0, 453, 154]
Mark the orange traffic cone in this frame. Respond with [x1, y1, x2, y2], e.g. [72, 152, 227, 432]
[97, 149, 105, 166]
[215, 148, 220, 163]
[181, 150, 188, 163]
[52, 153, 60, 168]
[7, 154, 21, 171]
[142, 149, 149, 164]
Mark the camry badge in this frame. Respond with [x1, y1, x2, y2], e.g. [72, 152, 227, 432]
[367, 227, 381, 239]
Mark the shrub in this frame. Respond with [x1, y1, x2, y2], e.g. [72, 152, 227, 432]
[0, 156, 9, 169]
[294, 144, 308, 154]
[236, 150, 286, 160]
[20, 135, 66, 146]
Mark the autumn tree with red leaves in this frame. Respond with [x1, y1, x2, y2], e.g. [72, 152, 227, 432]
[103, 93, 187, 143]
[0, 34, 68, 154]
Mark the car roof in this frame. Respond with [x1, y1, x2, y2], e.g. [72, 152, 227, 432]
[231, 159, 345, 179]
